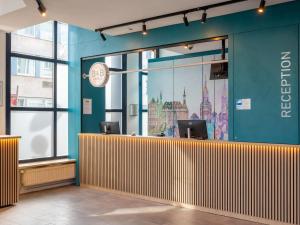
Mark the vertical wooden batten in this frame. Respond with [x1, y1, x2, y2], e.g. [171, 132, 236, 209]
[0, 136, 20, 207]
[79, 134, 300, 225]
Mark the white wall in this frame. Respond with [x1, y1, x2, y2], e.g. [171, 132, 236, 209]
[0, 31, 6, 134]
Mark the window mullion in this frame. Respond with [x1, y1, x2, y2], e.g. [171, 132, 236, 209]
[6, 33, 12, 134]
[53, 21, 58, 158]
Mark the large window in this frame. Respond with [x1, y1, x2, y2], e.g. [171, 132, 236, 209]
[7, 21, 69, 161]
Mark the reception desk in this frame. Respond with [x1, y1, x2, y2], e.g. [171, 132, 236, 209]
[0, 136, 20, 207]
[79, 134, 300, 225]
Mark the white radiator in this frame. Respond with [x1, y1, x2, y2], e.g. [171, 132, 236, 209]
[20, 163, 75, 187]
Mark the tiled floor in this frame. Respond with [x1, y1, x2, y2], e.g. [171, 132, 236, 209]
[0, 186, 262, 225]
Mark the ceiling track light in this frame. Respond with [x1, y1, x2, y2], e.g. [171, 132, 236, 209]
[257, 0, 266, 14]
[99, 31, 107, 41]
[183, 14, 189, 27]
[95, 0, 250, 34]
[201, 10, 207, 24]
[36, 0, 46, 17]
[142, 22, 148, 35]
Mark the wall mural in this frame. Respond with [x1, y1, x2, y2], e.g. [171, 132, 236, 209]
[148, 55, 228, 140]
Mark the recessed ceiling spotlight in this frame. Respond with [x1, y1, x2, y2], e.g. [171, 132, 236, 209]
[99, 31, 106, 41]
[36, 0, 46, 17]
[257, 0, 266, 14]
[184, 44, 193, 50]
[201, 10, 207, 24]
[142, 22, 148, 35]
[183, 14, 189, 27]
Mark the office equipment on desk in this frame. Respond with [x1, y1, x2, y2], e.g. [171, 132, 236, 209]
[99, 121, 120, 134]
[178, 120, 208, 140]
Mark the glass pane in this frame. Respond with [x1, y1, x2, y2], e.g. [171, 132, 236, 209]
[127, 52, 139, 70]
[57, 22, 69, 61]
[127, 73, 139, 135]
[57, 64, 68, 108]
[142, 50, 155, 69]
[148, 60, 174, 137]
[106, 112, 122, 134]
[11, 57, 53, 108]
[142, 75, 148, 110]
[127, 53, 139, 134]
[57, 112, 68, 156]
[173, 56, 203, 138]
[105, 55, 122, 69]
[11, 111, 54, 160]
[105, 74, 122, 109]
[11, 21, 54, 58]
[142, 112, 148, 136]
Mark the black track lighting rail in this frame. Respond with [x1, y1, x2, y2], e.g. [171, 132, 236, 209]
[95, 0, 248, 33]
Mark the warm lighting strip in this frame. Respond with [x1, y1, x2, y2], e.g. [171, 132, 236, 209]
[0, 137, 20, 207]
[79, 134, 300, 225]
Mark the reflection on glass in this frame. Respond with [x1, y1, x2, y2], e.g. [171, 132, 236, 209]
[57, 112, 68, 156]
[11, 111, 54, 160]
[148, 60, 174, 137]
[142, 112, 148, 136]
[57, 22, 69, 61]
[127, 72, 139, 135]
[57, 64, 68, 108]
[142, 50, 155, 69]
[105, 75, 122, 109]
[126, 53, 139, 134]
[106, 112, 122, 133]
[105, 55, 122, 69]
[11, 57, 53, 107]
[147, 53, 228, 140]
[142, 75, 148, 110]
[11, 21, 54, 58]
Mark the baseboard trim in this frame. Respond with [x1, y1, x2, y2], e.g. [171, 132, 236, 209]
[20, 179, 75, 194]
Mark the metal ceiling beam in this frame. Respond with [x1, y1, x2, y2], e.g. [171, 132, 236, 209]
[95, 0, 249, 32]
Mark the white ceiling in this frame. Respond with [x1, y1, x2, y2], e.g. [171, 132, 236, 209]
[0, 0, 293, 35]
[0, 0, 25, 16]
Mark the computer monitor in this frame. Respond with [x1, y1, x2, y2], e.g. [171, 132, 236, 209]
[177, 120, 208, 140]
[99, 121, 120, 134]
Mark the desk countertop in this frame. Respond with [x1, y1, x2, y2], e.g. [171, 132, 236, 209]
[0, 135, 21, 140]
[78, 133, 300, 148]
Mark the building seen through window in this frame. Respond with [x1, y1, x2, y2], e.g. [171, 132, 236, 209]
[8, 21, 69, 161]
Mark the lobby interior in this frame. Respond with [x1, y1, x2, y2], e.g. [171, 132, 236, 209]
[0, 0, 300, 225]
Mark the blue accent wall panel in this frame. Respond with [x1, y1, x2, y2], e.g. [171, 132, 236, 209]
[233, 25, 299, 144]
[81, 58, 105, 133]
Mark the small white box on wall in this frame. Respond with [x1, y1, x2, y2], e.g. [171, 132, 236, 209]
[83, 98, 92, 115]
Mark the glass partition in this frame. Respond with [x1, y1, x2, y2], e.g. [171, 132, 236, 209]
[98, 39, 228, 139]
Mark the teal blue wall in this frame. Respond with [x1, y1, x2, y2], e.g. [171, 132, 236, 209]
[233, 25, 299, 144]
[81, 58, 106, 133]
[68, 1, 300, 182]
